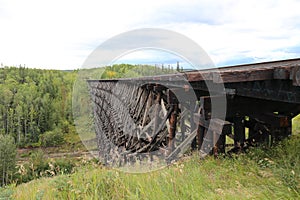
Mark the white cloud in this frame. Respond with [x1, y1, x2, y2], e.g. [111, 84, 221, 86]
[0, 0, 300, 69]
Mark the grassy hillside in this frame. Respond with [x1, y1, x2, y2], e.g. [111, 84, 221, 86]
[1, 140, 299, 199]
[1, 117, 300, 199]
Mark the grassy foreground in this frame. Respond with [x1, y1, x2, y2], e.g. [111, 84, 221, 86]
[1, 116, 299, 199]
[0, 136, 299, 200]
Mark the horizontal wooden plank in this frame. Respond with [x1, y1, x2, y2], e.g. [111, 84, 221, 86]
[214, 68, 274, 83]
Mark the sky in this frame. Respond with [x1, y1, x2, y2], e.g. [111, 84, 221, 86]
[0, 0, 300, 70]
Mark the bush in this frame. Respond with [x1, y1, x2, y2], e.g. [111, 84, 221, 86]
[39, 129, 65, 147]
[59, 120, 75, 134]
[0, 135, 17, 186]
[14, 156, 76, 185]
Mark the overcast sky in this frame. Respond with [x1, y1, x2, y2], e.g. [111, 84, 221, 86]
[0, 0, 300, 70]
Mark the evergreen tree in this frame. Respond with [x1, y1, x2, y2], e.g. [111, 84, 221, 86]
[0, 135, 16, 186]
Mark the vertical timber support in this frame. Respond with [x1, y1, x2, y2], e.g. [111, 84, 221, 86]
[213, 131, 226, 155]
[167, 89, 179, 154]
[233, 114, 245, 151]
[245, 117, 256, 146]
[179, 110, 187, 142]
[285, 118, 292, 137]
[190, 100, 198, 149]
[196, 126, 205, 150]
[153, 87, 162, 137]
[193, 96, 232, 156]
[168, 104, 178, 153]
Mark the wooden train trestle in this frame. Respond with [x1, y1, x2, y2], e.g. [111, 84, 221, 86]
[88, 58, 300, 165]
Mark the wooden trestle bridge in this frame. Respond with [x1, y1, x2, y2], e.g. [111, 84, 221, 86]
[88, 58, 300, 165]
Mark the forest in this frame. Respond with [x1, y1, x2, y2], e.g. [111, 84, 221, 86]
[0, 66, 76, 147]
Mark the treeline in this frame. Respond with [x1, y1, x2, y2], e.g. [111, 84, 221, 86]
[0, 66, 76, 147]
[100, 63, 180, 79]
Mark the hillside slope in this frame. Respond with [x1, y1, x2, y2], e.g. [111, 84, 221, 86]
[1, 117, 300, 200]
[1, 133, 299, 199]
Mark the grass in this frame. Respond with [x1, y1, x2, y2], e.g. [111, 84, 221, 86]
[1, 134, 299, 200]
[1, 115, 300, 199]
[293, 115, 300, 134]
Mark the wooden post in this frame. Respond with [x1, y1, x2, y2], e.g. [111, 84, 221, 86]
[180, 110, 187, 142]
[233, 115, 245, 151]
[196, 125, 205, 150]
[153, 92, 162, 137]
[168, 104, 178, 153]
[285, 118, 292, 137]
[202, 129, 213, 155]
[191, 100, 200, 149]
[166, 89, 179, 154]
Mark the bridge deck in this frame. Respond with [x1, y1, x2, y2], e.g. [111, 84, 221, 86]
[89, 58, 300, 84]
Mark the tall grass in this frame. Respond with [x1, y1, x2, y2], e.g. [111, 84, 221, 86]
[2, 135, 299, 200]
[1, 116, 300, 199]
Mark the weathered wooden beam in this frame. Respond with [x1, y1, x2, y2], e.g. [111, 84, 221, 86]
[224, 96, 300, 117]
[225, 80, 300, 104]
[196, 125, 205, 150]
[290, 65, 300, 86]
[183, 58, 300, 83]
[214, 68, 274, 83]
[168, 104, 178, 152]
[193, 114, 232, 134]
[152, 92, 162, 137]
[251, 113, 290, 128]
[233, 115, 245, 150]
[167, 89, 178, 104]
[273, 66, 291, 79]
[166, 129, 198, 162]
[213, 132, 226, 155]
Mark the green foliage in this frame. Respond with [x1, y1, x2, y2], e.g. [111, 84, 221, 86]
[100, 63, 178, 79]
[39, 129, 65, 147]
[29, 150, 46, 169]
[0, 135, 17, 186]
[0, 66, 76, 147]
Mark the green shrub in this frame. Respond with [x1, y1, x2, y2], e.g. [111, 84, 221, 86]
[59, 120, 75, 134]
[39, 129, 65, 147]
[53, 159, 75, 175]
[14, 153, 76, 185]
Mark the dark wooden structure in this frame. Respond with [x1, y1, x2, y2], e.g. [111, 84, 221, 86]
[88, 58, 300, 164]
